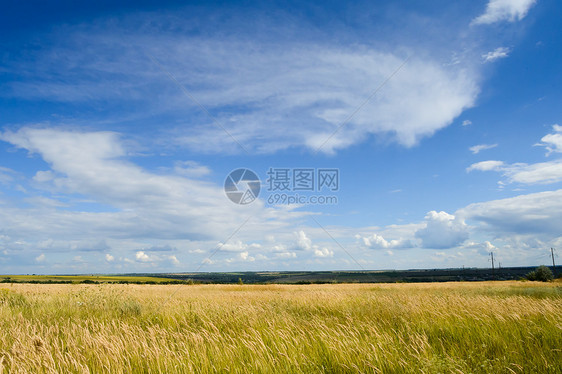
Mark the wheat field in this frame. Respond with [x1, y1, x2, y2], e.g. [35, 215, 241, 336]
[0, 281, 560, 373]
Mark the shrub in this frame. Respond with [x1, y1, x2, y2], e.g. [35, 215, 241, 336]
[526, 265, 554, 282]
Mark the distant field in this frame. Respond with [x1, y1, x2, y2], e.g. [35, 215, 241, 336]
[1, 281, 560, 373]
[1, 274, 180, 283]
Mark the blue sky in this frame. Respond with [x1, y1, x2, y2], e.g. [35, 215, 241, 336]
[1, 0, 561, 274]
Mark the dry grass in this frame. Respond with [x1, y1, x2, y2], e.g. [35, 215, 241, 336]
[0, 281, 560, 373]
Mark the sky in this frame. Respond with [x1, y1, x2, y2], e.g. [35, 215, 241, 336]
[0, 0, 561, 274]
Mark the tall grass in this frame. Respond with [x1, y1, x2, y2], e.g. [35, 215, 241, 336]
[0, 282, 560, 373]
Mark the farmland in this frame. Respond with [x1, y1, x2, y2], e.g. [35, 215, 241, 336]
[0, 281, 560, 373]
[0, 275, 179, 284]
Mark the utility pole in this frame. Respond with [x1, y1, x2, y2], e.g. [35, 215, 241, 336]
[490, 252, 495, 280]
[551, 248, 557, 277]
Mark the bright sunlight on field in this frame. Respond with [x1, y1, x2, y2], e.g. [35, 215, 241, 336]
[1, 281, 560, 373]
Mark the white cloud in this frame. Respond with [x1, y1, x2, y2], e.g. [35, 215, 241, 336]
[133, 251, 180, 266]
[295, 230, 312, 251]
[415, 211, 469, 249]
[105, 253, 114, 262]
[0, 167, 16, 184]
[0, 127, 298, 245]
[468, 127, 562, 185]
[462, 120, 472, 126]
[293, 231, 334, 258]
[275, 251, 297, 259]
[5, 24, 479, 154]
[35, 253, 46, 262]
[505, 160, 562, 184]
[465, 240, 497, 256]
[469, 159, 562, 185]
[169, 48, 478, 153]
[218, 240, 262, 252]
[33, 170, 55, 183]
[135, 251, 151, 262]
[173, 161, 211, 178]
[167, 255, 180, 265]
[537, 124, 562, 155]
[472, 0, 537, 25]
[360, 233, 414, 249]
[239, 251, 255, 262]
[469, 143, 498, 154]
[467, 160, 504, 172]
[482, 47, 510, 63]
[459, 189, 562, 237]
[314, 247, 334, 258]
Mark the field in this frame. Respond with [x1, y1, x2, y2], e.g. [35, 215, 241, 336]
[0, 282, 560, 373]
[1, 275, 178, 284]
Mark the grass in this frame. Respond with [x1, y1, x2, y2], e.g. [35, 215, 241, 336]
[0, 281, 560, 373]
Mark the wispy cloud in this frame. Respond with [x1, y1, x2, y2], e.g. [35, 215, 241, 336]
[467, 160, 504, 172]
[472, 0, 537, 25]
[467, 129, 562, 185]
[469, 143, 498, 154]
[1, 18, 480, 155]
[482, 47, 510, 63]
[468, 159, 562, 185]
[536, 124, 562, 155]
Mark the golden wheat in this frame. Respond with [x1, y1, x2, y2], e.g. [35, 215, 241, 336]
[0, 281, 560, 373]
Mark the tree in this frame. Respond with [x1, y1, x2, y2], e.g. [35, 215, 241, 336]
[526, 265, 554, 282]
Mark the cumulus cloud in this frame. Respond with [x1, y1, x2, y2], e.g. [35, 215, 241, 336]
[415, 211, 469, 249]
[463, 241, 497, 256]
[293, 231, 333, 258]
[472, 0, 537, 25]
[275, 251, 297, 259]
[482, 47, 510, 62]
[35, 253, 46, 262]
[239, 251, 255, 262]
[314, 247, 334, 258]
[218, 240, 262, 252]
[469, 143, 498, 154]
[360, 233, 414, 249]
[295, 231, 313, 251]
[462, 120, 472, 126]
[135, 250, 181, 266]
[105, 253, 114, 262]
[168, 255, 180, 265]
[135, 251, 151, 262]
